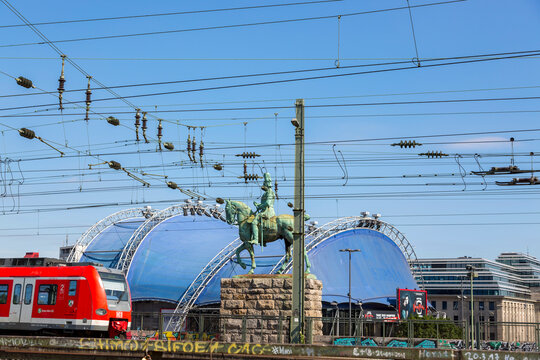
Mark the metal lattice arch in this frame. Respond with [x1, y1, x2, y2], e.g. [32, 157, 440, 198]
[270, 215, 425, 288]
[66, 207, 148, 263]
[115, 200, 226, 272]
[69, 204, 422, 332]
[165, 214, 424, 331]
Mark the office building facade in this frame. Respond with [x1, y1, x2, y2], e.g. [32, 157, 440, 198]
[413, 253, 539, 342]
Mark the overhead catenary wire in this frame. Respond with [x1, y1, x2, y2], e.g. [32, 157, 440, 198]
[2, 49, 539, 112]
[0, 0, 466, 48]
[0, 0, 343, 29]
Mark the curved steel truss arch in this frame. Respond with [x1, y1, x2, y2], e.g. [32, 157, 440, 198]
[165, 236, 241, 331]
[66, 207, 147, 263]
[166, 224, 319, 332]
[270, 216, 425, 289]
[116, 201, 226, 273]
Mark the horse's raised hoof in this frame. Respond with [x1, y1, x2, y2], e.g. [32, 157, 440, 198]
[239, 262, 247, 270]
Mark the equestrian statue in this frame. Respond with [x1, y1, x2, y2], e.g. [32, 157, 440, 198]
[217, 172, 311, 275]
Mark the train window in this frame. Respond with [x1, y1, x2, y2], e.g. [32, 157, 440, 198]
[69, 280, 77, 296]
[98, 271, 129, 303]
[13, 284, 21, 304]
[0, 285, 8, 304]
[37, 285, 58, 305]
[24, 284, 33, 305]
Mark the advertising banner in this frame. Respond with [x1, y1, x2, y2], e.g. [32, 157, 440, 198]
[397, 288, 428, 319]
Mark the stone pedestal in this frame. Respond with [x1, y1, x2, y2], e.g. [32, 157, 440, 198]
[220, 274, 322, 343]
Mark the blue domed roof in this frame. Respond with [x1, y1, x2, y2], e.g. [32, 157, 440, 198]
[309, 228, 418, 305]
[126, 214, 238, 303]
[76, 207, 419, 309]
[79, 218, 146, 268]
[199, 228, 418, 306]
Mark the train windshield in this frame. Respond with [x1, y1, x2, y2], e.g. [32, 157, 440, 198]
[98, 271, 129, 304]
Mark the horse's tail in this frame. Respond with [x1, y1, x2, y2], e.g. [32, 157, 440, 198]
[304, 213, 310, 221]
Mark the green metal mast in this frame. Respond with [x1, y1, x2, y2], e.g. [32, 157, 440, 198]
[290, 99, 305, 343]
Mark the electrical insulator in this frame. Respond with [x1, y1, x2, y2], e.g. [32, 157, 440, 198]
[141, 112, 149, 143]
[238, 174, 261, 183]
[18, 127, 64, 156]
[134, 109, 141, 142]
[213, 163, 223, 171]
[186, 132, 193, 162]
[391, 140, 422, 148]
[15, 76, 34, 89]
[191, 136, 197, 163]
[199, 140, 204, 167]
[167, 181, 178, 189]
[84, 76, 92, 121]
[58, 55, 66, 110]
[108, 161, 122, 170]
[157, 119, 163, 151]
[419, 151, 448, 158]
[235, 152, 260, 158]
[18, 128, 36, 139]
[107, 116, 120, 126]
[164, 142, 174, 151]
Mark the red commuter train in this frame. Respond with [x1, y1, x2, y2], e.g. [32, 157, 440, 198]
[0, 258, 131, 337]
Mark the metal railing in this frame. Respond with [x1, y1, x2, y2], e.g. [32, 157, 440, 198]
[129, 312, 539, 351]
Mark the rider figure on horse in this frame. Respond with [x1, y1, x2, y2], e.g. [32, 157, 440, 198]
[250, 173, 275, 245]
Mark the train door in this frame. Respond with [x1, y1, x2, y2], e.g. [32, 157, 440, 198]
[8, 278, 23, 323]
[19, 278, 35, 324]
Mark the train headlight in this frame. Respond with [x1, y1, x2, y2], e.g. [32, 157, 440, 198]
[96, 308, 107, 316]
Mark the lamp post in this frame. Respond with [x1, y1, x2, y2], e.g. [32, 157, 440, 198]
[340, 248, 361, 336]
[466, 265, 478, 348]
[357, 301, 364, 337]
[458, 276, 468, 325]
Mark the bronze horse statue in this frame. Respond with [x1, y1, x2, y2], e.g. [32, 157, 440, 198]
[221, 199, 311, 275]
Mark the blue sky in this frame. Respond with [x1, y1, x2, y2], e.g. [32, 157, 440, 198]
[0, 0, 539, 260]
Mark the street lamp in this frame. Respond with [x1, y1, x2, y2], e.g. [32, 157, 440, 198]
[458, 276, 468, 324]
[356, 301, 364, 337]
[466, 265, 478, 348]
[339, 248, 361, 336]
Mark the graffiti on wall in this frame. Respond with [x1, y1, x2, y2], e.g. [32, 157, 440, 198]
[331, 338, 539, 352]
[126, 330, 218, 341]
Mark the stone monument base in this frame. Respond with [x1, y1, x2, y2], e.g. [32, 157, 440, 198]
[220, 274, 322, 343]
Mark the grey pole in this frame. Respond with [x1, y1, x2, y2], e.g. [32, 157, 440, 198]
[460, 276, 465, 326]
[340, 248, 361, 336]
[291, 99, 305, 343]
[466, 265, 477, 348]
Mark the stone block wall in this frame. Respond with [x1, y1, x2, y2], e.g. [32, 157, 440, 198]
[220, 275, 322, 343]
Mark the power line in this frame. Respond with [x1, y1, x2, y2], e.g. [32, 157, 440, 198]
[4, 57, 540, 101]
[0, 0, 465, 48]
[0, 0, 342, 28]
[3, 49, 538, 111]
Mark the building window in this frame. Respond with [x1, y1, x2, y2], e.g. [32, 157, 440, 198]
[489, 301, 495, 311]
[37, 285, 57, 305]
[12, 284, 21, 304]
[24, 284, 33, 305]
[432, 301, 437, 309]
[479, 301, 484, 311]
[442, 301, 447, 310]
[489, 315, 495, 322]
[454, 315, 459, 321]
[69, 281, 77, 296]
[0, 285, 8, 304]
[453, 301, 458, 310]
[479, 315, 485, 322]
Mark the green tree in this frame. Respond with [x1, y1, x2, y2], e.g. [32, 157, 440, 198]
[395, 315, 463, 339]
